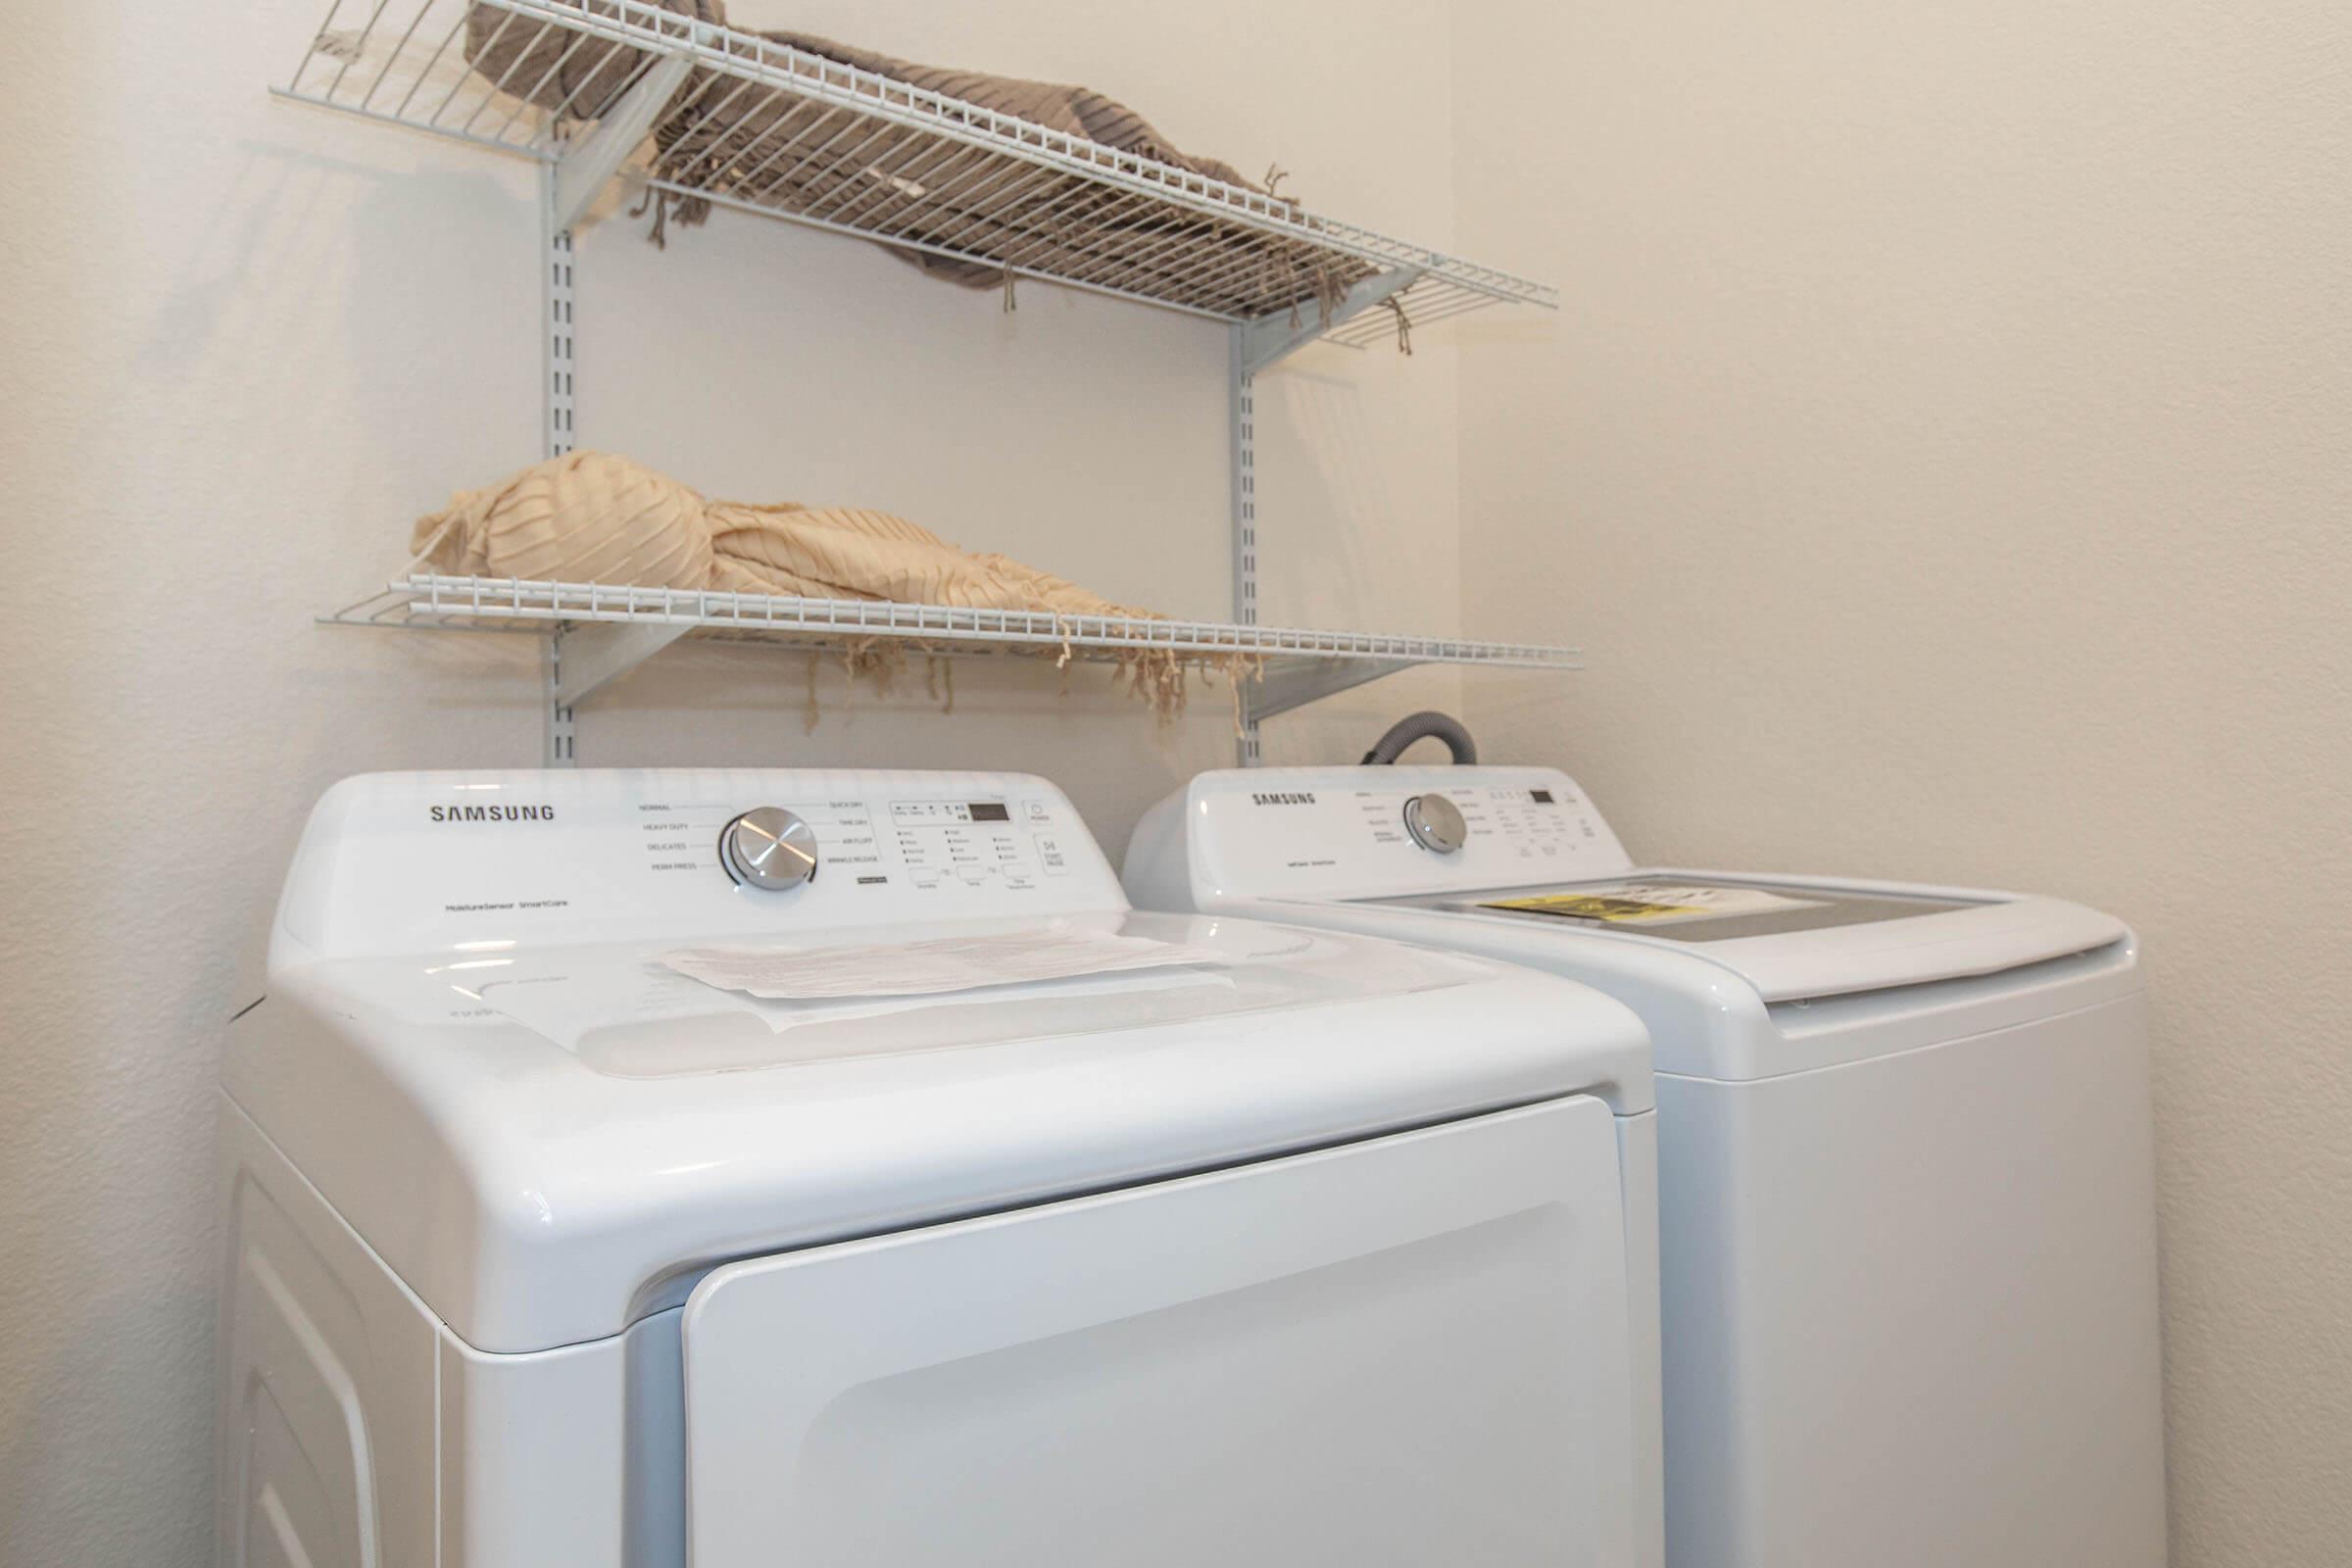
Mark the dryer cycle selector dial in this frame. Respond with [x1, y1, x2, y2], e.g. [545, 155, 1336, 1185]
[1401, 793, 1468, 854]
[719, 807, 818, 891]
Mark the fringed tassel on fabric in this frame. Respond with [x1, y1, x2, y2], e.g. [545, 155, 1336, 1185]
[1385, 294, 1413, 357]
[793, 641, 1229, 728]
[633, 184, 717, 250]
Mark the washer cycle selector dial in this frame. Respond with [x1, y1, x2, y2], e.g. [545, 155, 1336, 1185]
[719, 808, 818, 891]
[1401, 793, 1468, 854]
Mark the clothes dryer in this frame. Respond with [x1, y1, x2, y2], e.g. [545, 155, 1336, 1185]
[219, 768, 1662, 1568]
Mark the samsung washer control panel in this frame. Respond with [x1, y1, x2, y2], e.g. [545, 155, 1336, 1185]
[1172, 765, 1639, 903]
[274, 769, 1120, 963]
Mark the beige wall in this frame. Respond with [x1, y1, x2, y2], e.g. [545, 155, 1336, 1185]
[0, 3, 1460, 1561]
[6, 1, 2343, 1563]
[1451, 2, 2352, 1563]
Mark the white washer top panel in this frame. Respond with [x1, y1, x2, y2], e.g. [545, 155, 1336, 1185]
[1126, 764, 2132, 1008]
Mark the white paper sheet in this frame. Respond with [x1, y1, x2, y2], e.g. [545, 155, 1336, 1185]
[475, 961, 1238, 1057]
[660, 923, 1231, 1001]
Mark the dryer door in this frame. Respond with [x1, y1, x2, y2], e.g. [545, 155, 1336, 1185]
[681, 1096, 1639, 1567]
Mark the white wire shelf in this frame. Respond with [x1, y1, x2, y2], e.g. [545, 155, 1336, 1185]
[322, 575, 1581, 718]
[276, 0, 1556, 342]
[327, 574, 1580, 665]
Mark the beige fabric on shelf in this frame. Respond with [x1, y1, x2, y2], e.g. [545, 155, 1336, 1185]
[464, 1, 1250, 191]
[410, 452, 1206, 715]
[460, 2, 1369, 314]
[460, 0, 698, 127]
[747, 25, 1256, 193]
[408, 450, 713, 588]
[704, 500, 1156, 618]
[656, 21, 1268, 291]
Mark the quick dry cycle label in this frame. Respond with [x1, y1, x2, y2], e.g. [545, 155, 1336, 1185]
[1480, 882, 1824, 926]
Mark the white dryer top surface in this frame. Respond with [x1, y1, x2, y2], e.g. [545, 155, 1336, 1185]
[227, 770, 1649, 1353]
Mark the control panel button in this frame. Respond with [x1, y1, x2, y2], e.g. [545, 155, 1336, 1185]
[1035, 834, 1071, 875]
[719, 808, 819, 891]
[1402, 793, 1468, 854]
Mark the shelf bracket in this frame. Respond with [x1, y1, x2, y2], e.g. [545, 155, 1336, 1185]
[549, 49, 698, 234]
[553, 621, 693, 708]
[1244, 657, 1427, 725]
[544, 620, 691, 764]
[1238, 267, 1426, 377]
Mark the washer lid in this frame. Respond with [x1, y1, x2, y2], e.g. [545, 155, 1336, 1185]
[1363, 872, 2128, 1002]
[225, 911, 1650, 1353]
[415, 914, 1501, 1078]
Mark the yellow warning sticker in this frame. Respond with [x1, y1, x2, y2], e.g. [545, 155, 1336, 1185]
[1479, 882, 1823, 925]
[1482, 893, 1709, 922]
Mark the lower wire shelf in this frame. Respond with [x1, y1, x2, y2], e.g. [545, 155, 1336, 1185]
[322, 574, 1580, 723]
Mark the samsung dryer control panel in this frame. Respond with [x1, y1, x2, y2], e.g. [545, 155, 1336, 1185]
[272, 769, 1121, 966]
[1137, 765, 1639, 906]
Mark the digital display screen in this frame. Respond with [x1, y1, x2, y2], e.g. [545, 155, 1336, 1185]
[968, 802, 1011, 821]
[1530, 789, 1556, 804]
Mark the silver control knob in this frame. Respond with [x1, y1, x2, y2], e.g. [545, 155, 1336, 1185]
[1402, 793, 1468, 854]
[719, 807, 818, 891]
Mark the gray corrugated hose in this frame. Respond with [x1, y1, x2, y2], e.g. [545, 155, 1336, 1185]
[1361, 711, 1478, 765]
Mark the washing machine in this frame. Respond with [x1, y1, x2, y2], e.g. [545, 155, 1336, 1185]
[1124, 763, 2166, 1568]
[217, 767, 1663, 1568]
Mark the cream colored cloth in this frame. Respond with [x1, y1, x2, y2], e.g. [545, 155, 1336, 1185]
[462, 2, 1366, 313]
[410, 452, 1160, 623]
[465, 2, 1251, 190]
